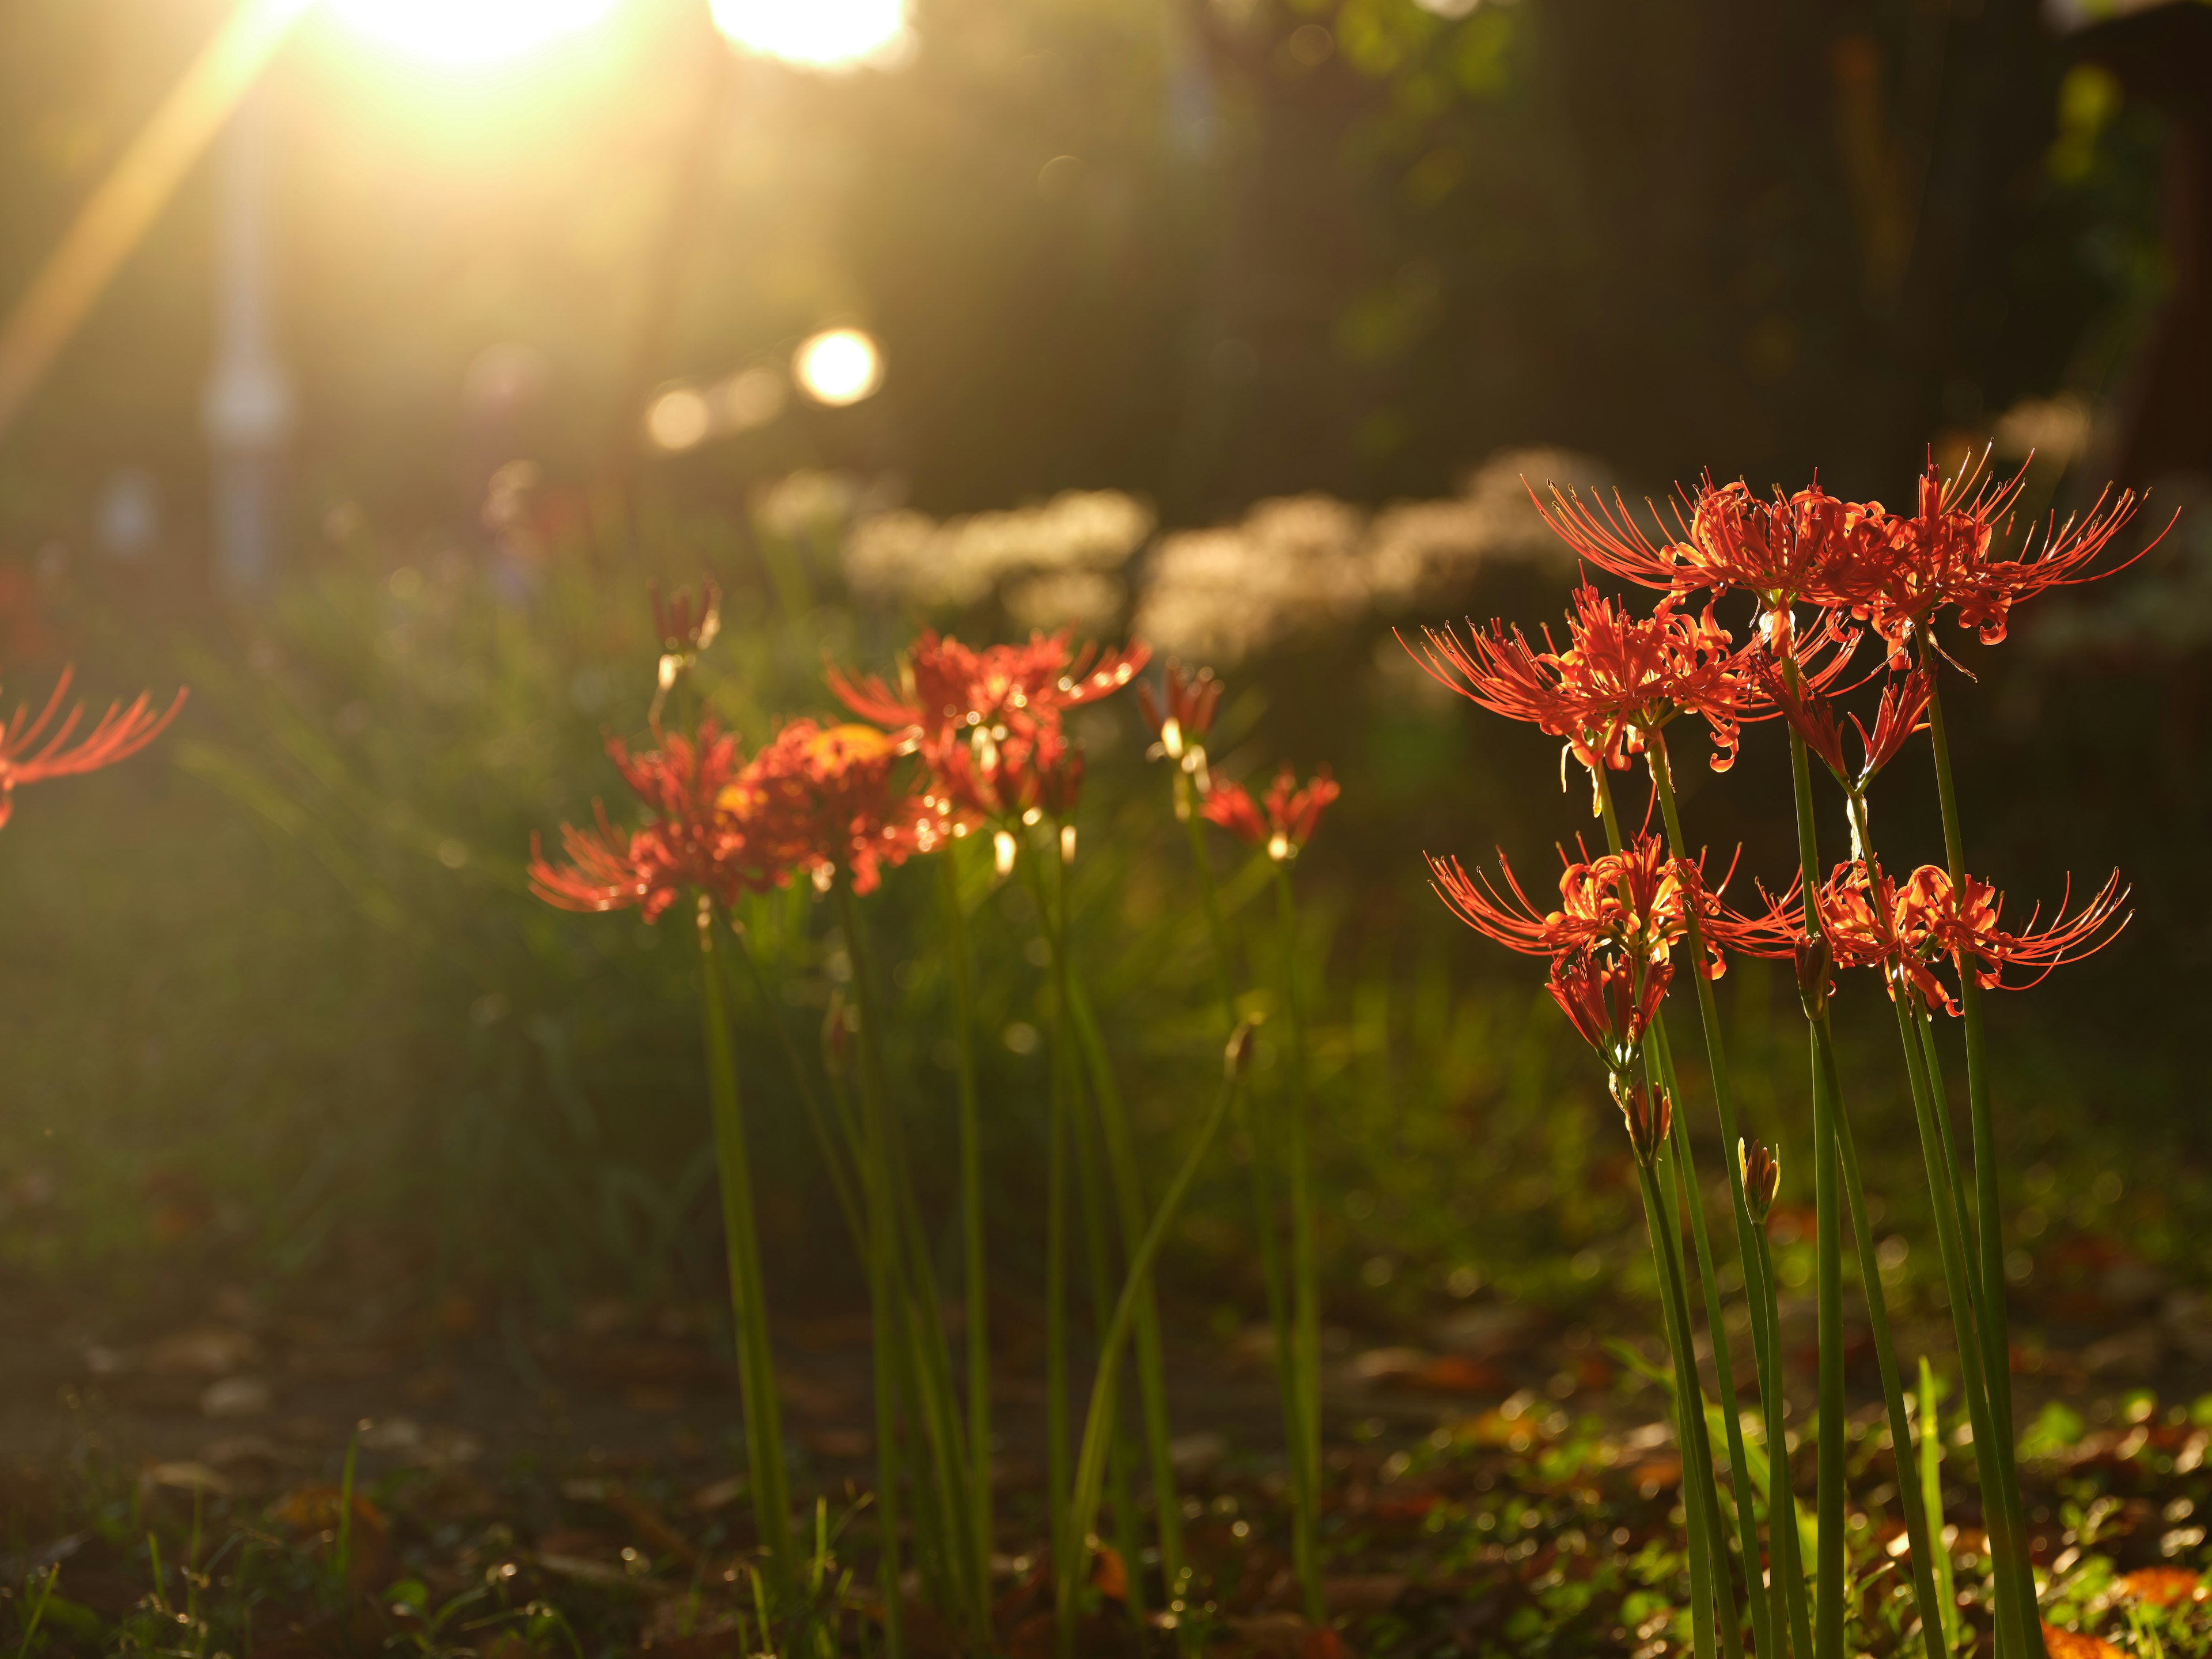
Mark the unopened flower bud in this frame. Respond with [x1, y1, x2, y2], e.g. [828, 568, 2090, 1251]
[1612, 1075, 1671, 1165]
[1224, 1020, 1257, 1084]
[1794, 931, 1832, 1021]
[1738, 1138, 1781, 1224]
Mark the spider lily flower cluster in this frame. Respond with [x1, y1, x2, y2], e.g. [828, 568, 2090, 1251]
[1418, 454, 2146, 1659]
[531, 609, 1338, 1655]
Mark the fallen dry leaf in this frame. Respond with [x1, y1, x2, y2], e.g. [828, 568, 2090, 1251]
[2119, 1567, 2208, 1607]
[2043, 1623, 2127, 1659]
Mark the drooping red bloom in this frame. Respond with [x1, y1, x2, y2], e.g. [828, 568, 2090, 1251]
[0, 668, 185, 829]
[1548, 949, 1673, 1075]
[652, 579, 722, 657]
[1850, 457, 2150, 665]
[530, 719, 775, 921]
[1428, 832, 1738, 978]
[738, 719, 943, 894]
[1201, 764, 1339, 861]
[830, 629, 1147, 825]
[1410, 582, 1829, 779]
[1759, 664, 1930, 792]
[1137, 660, 1223, 761]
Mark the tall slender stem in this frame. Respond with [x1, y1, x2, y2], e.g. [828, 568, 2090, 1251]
[696, 914, 795, 1574]
[1639, 1154, 1721, 1659]
[1059, 1062, 1243, 1638]
[1179, 778, 1298, 1577]
[1273, 862, 1327, 1629]
[1921, 654, 2037, 1658]
[1782, 724, 1846, 1659]
[940, 855, 996, 1580]
[1643, 736, 1795, 1659]
[1664, 1135, 1747, 1659]
[840, 879, 988, 1643]
[1819, 1019, 1951, 1659]
[1756, 1224, 1816, 1659]
[1069, 979, 1191, 1636]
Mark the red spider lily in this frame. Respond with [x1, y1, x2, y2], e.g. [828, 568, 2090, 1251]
[530, 718, 774, 921]
[1851, 456, 2150, 665]
[1427, 832, 1738, 978]
[740, 719, 944, 895]
[1896, 865, 2130, 1003]
[0, 668, 185, 829]
[1548, 948, 1672, 1075]
[1710, 858, 2126, 1013]
[830, 629, 1147, 825]
[1408, 582, 1824, 781]
[830, 629, 1148, 740]
[1202, 764, 1339, 861]
[1537, 478, 1886, 631]
[1137, 660, 1222, 762]
[1758, 664, 1930, 793]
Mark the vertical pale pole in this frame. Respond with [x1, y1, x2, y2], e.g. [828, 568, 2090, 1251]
[203, 85, 292, 594]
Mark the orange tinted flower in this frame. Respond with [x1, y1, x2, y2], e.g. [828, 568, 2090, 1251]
[1137, 660, 1222, 760]
[1548, 949, 1672, 1075]
[830, 628, 1146, 824]
[1851, 457, 2149, 665]
[530, 719, 773, 920]
[0, 667, 185, 829]
[1410, 582, 1794, 778]
[740, 719, 942, 895]
[1201, 764, 1339, 861]
[1896, 865, 2129, 1003]
[1539, 478, 1884, 630]
[1428, 832, 1736, 978]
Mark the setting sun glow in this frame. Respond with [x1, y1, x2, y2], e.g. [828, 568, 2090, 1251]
[709, 0, 910, 69]
[328, 0, 619, 64]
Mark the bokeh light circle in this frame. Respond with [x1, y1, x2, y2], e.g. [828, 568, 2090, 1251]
[709, 0, 910, 70]
[328, 0, 620, 65]
[794, 329, 884, 407]
[646, 388, 713, 452]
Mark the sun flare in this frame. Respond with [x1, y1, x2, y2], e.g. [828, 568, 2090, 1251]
[709, 0, 910, 69]
[328, 0, 620, 65]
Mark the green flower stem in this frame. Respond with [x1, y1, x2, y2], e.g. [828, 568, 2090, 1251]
[1920, 1358, 1963, 1658]
[1273, 861, 1328, 1630]
[1885, 974, 2028, 1659]
[695, 915, 796, 1574]
[1041, 900, 1075, 1633]
[1177, 775, 1299, 1582]
[1755, 1224, 1816, 1659]
[1059, 1064, 1243, 1639]
[1643, 736, 1799, 1659]
[1782, 721, 1846, 1659]
[1921, 656, 2014, 1426]
[1839, 777, 2034, 1659]
[728, 923, 865, 1253]
[840, 881, 988, 1642]
[1921, 654, 2037, 1659]
[1068, 979, 1192, 1633]
[941, 854, 997, 1581]
[1662, 1132, 1748, 1659]
[1650, 1022, 1766, 1659]
[1817, 1015, 1950, 1659]
[1638, 1152, 1722, 1659]
[1069, 1061, 1146, 1635]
